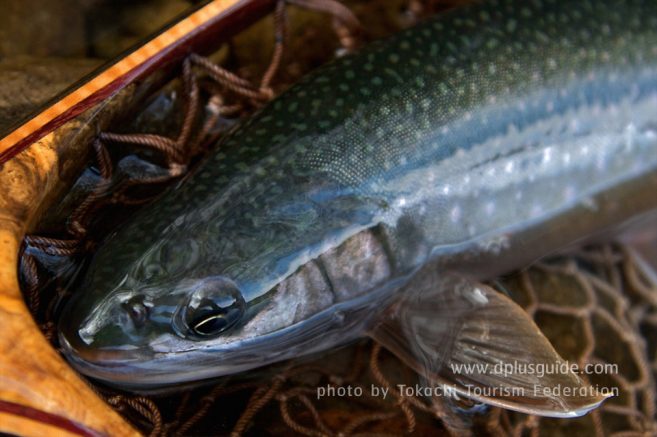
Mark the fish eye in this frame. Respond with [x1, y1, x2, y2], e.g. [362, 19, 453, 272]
[174, 277, 246, 339]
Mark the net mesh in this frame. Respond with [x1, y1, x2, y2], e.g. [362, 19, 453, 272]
[16, 0, 657, 435]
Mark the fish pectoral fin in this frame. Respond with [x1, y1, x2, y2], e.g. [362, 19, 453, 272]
[368, 270, 611, 417]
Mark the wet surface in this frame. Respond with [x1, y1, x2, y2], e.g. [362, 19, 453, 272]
[4, 0, 656, 435]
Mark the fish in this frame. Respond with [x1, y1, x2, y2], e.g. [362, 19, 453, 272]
[58, 0, 657, 417]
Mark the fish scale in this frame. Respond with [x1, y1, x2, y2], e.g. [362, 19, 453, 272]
[60, 0, 657, 407]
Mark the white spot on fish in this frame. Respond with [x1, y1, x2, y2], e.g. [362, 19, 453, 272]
[470, 287, 489, 304]
[542, 147, 553, 164]
[624, 123, 637, 150]
[562, 152, 571, 165]
[570, 118, 581, 132]
[485, 202, 495, 215]
[450, 206, 461, 223]
[505, 161, 514, 173]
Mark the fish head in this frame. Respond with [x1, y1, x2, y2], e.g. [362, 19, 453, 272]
[57, 175, 384, 389]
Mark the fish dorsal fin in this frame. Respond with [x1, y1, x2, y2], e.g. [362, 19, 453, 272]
[368, 270, 611, 417]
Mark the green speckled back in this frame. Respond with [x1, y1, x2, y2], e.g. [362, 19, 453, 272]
[97, 0, 656, 297]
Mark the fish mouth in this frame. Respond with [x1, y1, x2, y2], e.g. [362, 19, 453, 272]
[59, 328, 149, 368]
[58, 324, 183, 393]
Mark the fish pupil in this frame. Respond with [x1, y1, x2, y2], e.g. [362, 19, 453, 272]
[177, 277, 247, 339]
[188, 298, 242, 336]
[192, 312, 229, 336]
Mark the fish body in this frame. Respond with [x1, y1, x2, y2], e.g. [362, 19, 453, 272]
[60, 0, 657, 403]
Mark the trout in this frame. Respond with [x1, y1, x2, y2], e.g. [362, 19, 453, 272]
[59, 0, 657, 416]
